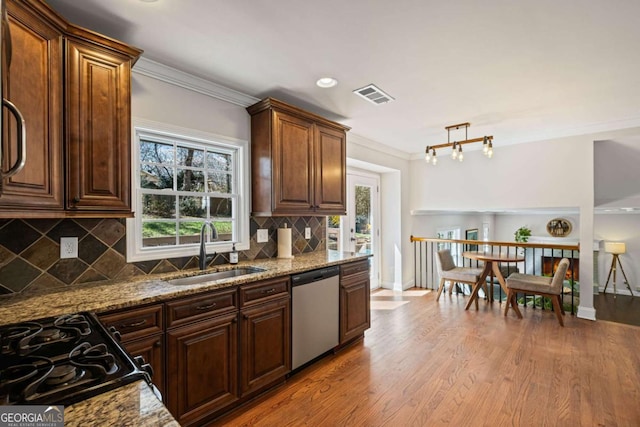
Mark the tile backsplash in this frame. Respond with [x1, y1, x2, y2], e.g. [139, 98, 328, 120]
[0, 216, 326, 295]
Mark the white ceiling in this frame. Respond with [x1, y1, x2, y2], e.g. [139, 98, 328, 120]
[46, 0, 640, 155]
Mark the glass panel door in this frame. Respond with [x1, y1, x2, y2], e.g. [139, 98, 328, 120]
[327, 171, 380, 289]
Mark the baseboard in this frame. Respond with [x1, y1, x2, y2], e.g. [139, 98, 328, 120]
[380, 280, 414, 291]
[577, 305, 596, 321]
[598, 287, 635, 297]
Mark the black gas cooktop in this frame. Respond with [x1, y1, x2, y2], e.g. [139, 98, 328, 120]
[0, 312, 151, 406]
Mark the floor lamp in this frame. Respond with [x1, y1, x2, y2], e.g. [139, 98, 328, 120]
[603, 242, 633, 297]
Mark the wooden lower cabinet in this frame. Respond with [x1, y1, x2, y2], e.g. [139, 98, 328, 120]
[99, 304, 165, 399]
[340, 261, 371, 344]
[121, 334, 165, 399]
[240, 296, 291, 397]
[166, 311, 239, 426]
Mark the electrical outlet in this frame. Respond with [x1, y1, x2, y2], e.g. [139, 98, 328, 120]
[60, 237, 78, 259]
[305, 227, 311, 239]
[257, 229, 269, 243]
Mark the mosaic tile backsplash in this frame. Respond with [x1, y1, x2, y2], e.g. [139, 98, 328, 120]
[0, 216, 326, 295]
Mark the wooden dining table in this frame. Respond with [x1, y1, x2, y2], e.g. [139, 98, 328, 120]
[462, 251, 525, 310]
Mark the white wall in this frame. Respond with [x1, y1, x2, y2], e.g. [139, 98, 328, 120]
[131, 74, 250, 141]
[493, 214, 581, 242]
[410, 135, 591, 211]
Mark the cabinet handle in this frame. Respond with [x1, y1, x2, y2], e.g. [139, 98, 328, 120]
[1, 99, 26, 179]
[121, 319, 147, 328]
[262, 288, 276, 294]
[196, 302, 217, 311]
[71, 197, 80, 204]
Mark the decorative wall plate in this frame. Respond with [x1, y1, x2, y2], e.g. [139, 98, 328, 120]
[546, 218, 572, 237]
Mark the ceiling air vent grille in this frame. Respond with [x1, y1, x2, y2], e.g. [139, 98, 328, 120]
[353, 84, 395, 105]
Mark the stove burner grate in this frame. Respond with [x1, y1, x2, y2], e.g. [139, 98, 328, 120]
[0, 312, 150, 406]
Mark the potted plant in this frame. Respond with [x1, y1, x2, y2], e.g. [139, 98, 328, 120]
[514, 226, 531, 256]
[514, 226, 531, 243]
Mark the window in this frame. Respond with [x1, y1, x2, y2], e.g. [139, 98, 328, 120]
[437, 227, 461, 261]
[127, 120, 249, 262]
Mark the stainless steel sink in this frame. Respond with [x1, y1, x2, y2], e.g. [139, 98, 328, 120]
[167, 267, 266, 286]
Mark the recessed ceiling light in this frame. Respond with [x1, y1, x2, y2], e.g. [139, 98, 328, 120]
[139, 0, 158, 3]
[316, 77, 338, 88]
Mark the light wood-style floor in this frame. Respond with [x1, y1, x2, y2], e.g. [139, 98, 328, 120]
[213, 289, 640, 426]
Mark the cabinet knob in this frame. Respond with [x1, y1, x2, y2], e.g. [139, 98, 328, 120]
[154, 340, 161, 348]
[72, 197, 80, 204]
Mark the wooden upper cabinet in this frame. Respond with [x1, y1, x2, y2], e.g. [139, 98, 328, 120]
[0, 0, 141, 218]
[314, 124, 346, 212]
[272, 111, 314, 213]
[247, 98, 349, 216]
[65, 38, 132, 213]
[1, 0, 64, 212]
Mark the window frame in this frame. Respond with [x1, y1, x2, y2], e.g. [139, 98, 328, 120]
[126, 118, 250, 262]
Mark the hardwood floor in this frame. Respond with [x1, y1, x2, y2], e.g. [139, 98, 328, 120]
[213, 289, 640, 426]
[595, 293, 640, 327]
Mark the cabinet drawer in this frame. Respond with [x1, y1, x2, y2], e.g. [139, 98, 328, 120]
[100, 304, 163, 341]
[239, 277, 290, 307]
[340, 260, 370, 278]
[166, 288, 237, 328]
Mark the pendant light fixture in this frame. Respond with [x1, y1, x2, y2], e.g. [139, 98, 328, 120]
[425, 122, 494, 165]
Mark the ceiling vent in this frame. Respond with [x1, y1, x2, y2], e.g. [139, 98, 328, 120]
[353, 84, 395, 105]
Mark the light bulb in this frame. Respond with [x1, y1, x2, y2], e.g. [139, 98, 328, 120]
[458, 145, 463, 162]
[487, 142, 493, 158]
[432, 156, 438, 165]
[425, 147, 431, 163]
[452, 144, 458, 159]
[483, 136, 489, 154]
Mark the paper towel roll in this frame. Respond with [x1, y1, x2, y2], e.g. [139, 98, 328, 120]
[277, 225, 294, 259]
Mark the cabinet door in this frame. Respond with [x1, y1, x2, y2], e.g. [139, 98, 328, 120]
[65, 38, 132, 213]
[123, 334, 165, 401]
[240, 297, 290, 397]
[271, 110, 314, 213]
[166, 312, 238, 427]
[340, 272, 371, 344]
[1, 2, 63, 212]
[314, 124, 346, 214]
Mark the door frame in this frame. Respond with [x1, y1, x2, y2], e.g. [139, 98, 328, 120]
[343, 169, 381, 289]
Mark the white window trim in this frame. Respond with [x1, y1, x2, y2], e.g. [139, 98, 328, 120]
[127, 118, 250, 263]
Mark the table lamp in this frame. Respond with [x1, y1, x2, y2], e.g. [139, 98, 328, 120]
[603, 242, 633, 297]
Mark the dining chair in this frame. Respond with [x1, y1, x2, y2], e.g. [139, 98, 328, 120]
[435, 249, 484, 304]
[504, 258, 570, 326]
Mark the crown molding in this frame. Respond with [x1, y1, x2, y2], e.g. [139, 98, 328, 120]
[348, 133, 412, 160]
[132, 57, 260, 107]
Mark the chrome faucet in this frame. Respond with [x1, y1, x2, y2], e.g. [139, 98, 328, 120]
[199, 221, 218, 270]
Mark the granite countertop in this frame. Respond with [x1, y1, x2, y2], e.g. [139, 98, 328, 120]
[0, 250, 370, 325]
[65, 380, 179, 427]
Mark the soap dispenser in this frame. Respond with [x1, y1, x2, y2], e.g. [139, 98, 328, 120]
[229, 243, 238, 264]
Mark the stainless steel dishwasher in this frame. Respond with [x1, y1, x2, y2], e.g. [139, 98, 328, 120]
[291, 265, 340, 370]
